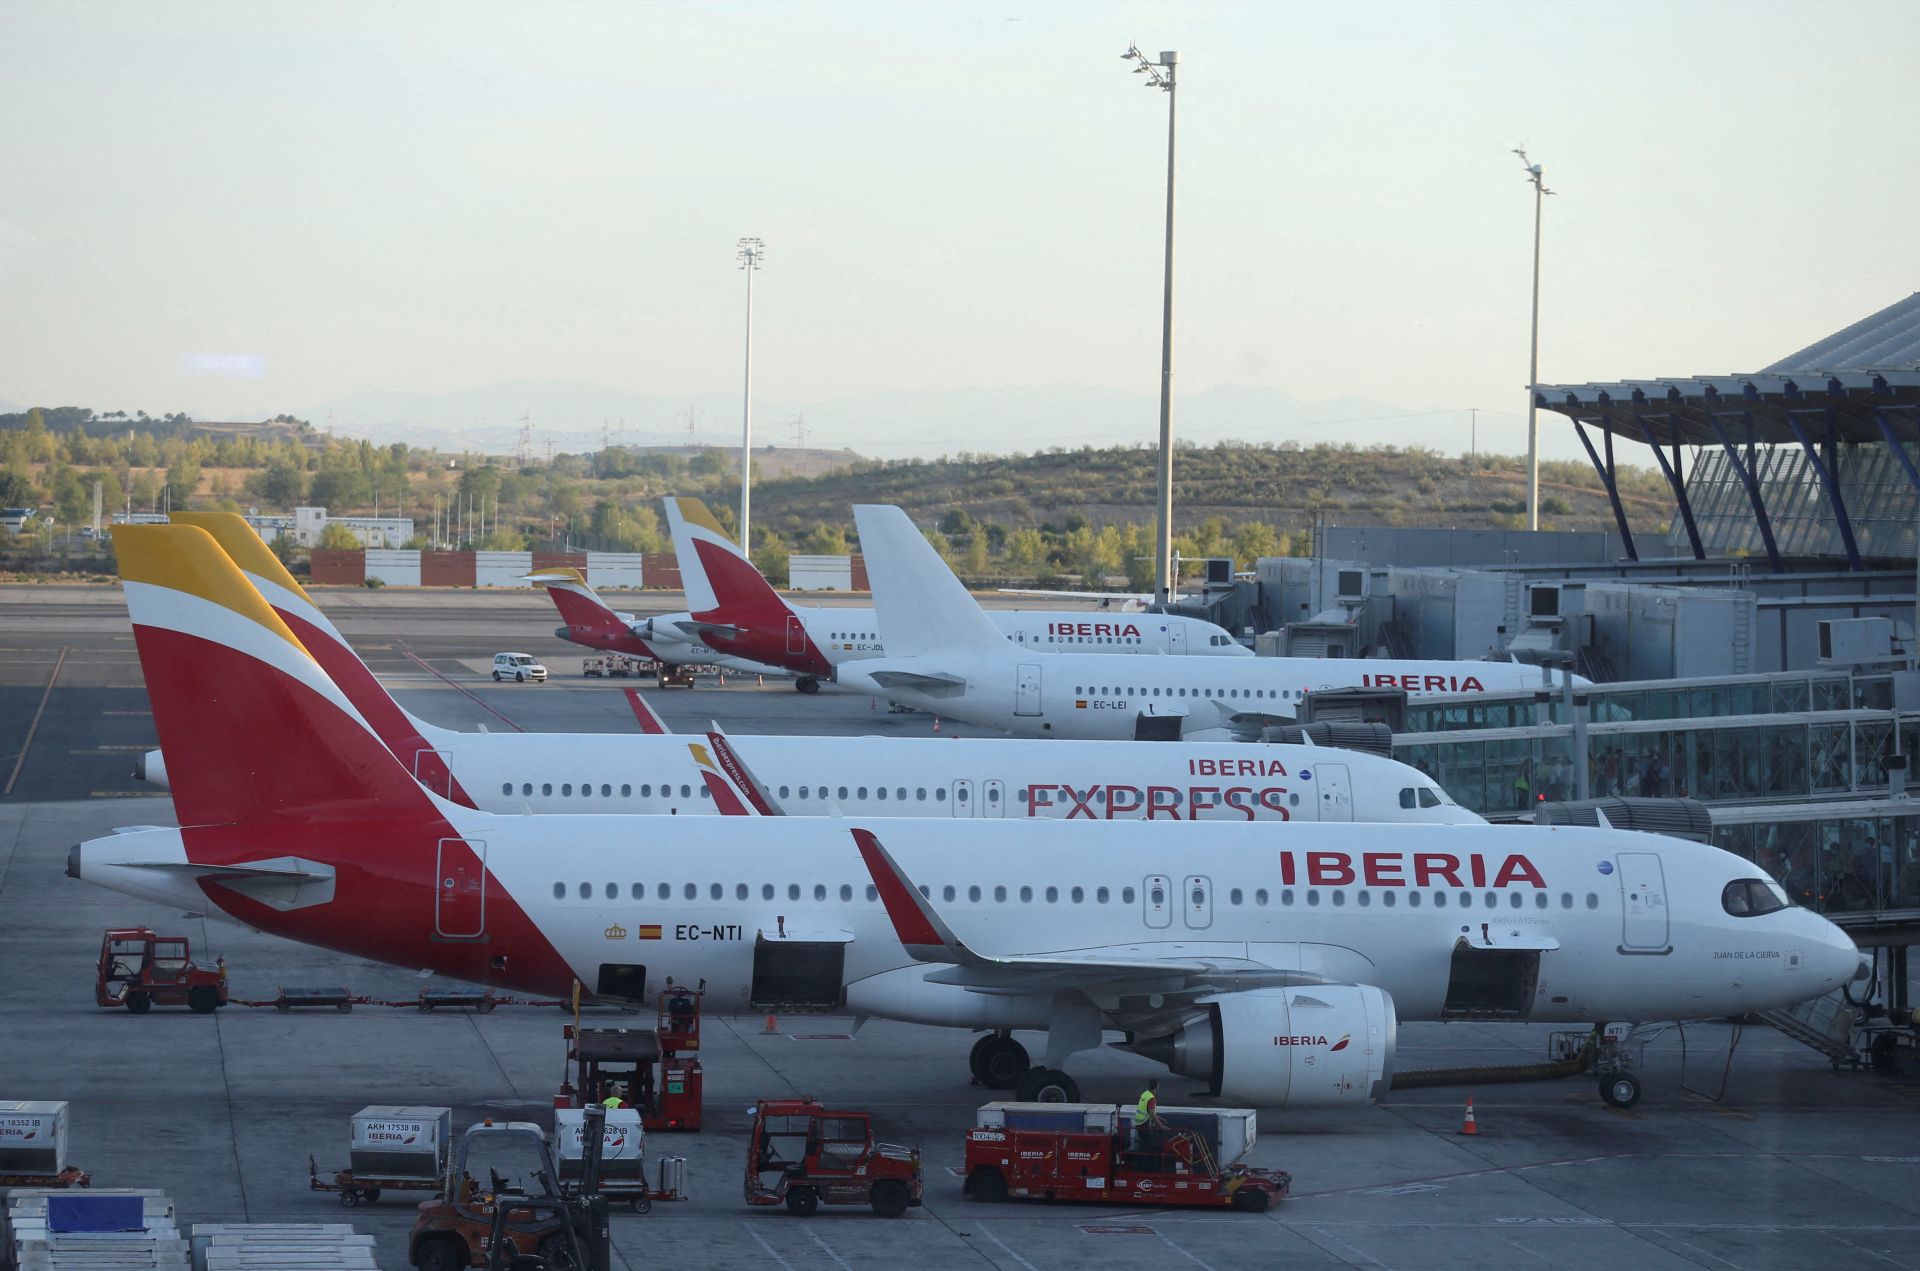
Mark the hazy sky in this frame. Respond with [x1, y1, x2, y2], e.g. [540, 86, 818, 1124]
[3, 0, 1915, 462]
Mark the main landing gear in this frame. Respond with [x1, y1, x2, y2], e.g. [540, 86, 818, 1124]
[795, 677, 822, 695]
[968, 1033, 1083, 1103]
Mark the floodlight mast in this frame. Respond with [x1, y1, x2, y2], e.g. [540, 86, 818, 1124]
[737, 236, 764, 550]
[1124, 43, 1180, 606]
[1513, 149, 1554, 533]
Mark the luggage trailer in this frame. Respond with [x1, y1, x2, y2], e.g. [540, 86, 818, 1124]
[962, 1102, 1290, 1211]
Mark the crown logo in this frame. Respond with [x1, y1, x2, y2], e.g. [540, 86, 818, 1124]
[603, 923, 628, 941]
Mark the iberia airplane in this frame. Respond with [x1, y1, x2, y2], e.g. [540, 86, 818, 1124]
[523, 565, 790, 680]
[660, 497, 1252, 694]
[149, 513, 1475, 825]
[840, 505, 1592, 742]
[78, 524, 1864, 1110]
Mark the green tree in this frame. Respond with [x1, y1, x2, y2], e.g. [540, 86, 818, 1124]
[1004, 528, 1046, 570]
[1232, 521, 1281, 564]
[964, 533, 990, 579]
[309, 467, 370, 509]
[0, 471, 31, 506]
[316, 522, 361, 550]
[257, 461, 307, 507]
[165, 458, 201, 508]
[803, 523, 849, 556]
[751, 529, 789, 584]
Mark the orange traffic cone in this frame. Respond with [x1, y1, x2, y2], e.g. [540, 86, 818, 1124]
[762, 1014, 779, 1035]
[1458, 1096, 1478, 1136]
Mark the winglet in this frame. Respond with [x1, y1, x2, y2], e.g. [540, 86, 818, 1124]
[704, 729, 782, 815]
[850, 828, 975, 963]
[623, 689, 671, 735]
[852, 504, 1007, 657]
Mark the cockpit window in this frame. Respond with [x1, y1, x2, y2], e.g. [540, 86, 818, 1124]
[1398, 788, 1416, 810]
[1722, 878, 1789, 917]
[1418, 788, 1442, 808]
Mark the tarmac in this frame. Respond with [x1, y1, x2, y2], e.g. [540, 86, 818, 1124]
[3, 585, 1919, 1269]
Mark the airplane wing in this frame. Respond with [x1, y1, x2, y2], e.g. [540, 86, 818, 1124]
[671, 618, 743, 641]
[704, 729, 785, 815]
[995, 588, 1151, 612]
[851, 829, 1329, 1012]
[622, 689, 671, 735]
[866, 669, 968, 697]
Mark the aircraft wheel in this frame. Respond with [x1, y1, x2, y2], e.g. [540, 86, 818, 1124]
[125, 992, 152, 1015]
[965, 1167, 1008, 1203]
[1599, 1074, 1640, 1108]
[188, 986, 218, 1014]
[797, 677, 821, 695]
[870, 1180, 910, 1218]
[784, 1187, 819, 1217]
[1014, 1067, 1078, 1103]
[970, 1034, 1030, 1089]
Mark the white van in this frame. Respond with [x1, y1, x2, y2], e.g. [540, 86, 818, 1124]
[491, 652, 548, 683]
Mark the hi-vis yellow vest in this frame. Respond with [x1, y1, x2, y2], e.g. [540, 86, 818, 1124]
[1134, 1091, 1154, 1124]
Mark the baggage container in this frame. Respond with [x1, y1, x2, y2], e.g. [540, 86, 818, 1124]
[0, 1102, 67, 1176]
[655, 1155, 686, 1199]
[553, 1108, 644, 1184]
[348, 1107, 450, 1181]
[974, 1102, 1256, 1165]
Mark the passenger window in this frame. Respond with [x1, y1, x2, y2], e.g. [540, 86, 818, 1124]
[1382, 891, 1395, 907]
[1535, 892, 1548, 909]
[581, 785, 590, 798]
[577, 882, 591, 899]
[762, 883, 774, 900]
[838, 787, 849, 800]
[789, 884, 801, 901]
[657, 883, 670, 900]
[736, 884, 749, 900]
[813, 884, 826, 901]
[710, 884, 723, 900]
[1306, 890, 1320, 906]
[1586, 893, 1600, 909]
[552, 882, 565, 899]
[562, 784, 572, 796]
[630, 883, 642, 900]
[942, 885, 955, 901]
[681, 784, 692, 798]
[858, 787, 868, 800]
[683, 883, 696, 900]
[1435, 892, 1448, 908]
[1561, 892, 1573, 909]
[1459, 891, 1472, 907]
[1122, 887, 1136, 904]
[1229, 888, 1243, 906]
[877, 788, 887, 801]
[1484, 891, 1497, 908]
[605, 883, 617, 899]
[916, 788, 927, 801]
[897, 787, 907, 801]
[969, 885, 982, 902]
[1045, 886, 1059, 903]
[1254, 888, 1268, 906]
[994, 885, 1007, 902]
[698, 785, 711, 800]
[1357, 891, 1370, 907]
[866, 885, 878, 902]
[1408, 891, 1422, 908]
[502, 783, 512, 795]
[779, 786, 790, 798]
[840, 884, 852, 901]
[935, 788, 946, 801]
[1019, 886, 1033, 903]
[543, 783, 553, 797]
[601, 784, 612, 797]
[621, 784, 631, 797]
[1332, 891, 1345, 907]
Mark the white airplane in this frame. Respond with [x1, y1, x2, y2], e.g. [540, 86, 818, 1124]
[661, 497, 1252, 694]
[77, 524, 1866, 1112]
[149, 513, 1474, 825]
[840, 504, 1589, 742]
[524, 566, 788, 680]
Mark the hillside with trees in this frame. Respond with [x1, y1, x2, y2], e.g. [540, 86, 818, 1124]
[1, 407, 1674, 587]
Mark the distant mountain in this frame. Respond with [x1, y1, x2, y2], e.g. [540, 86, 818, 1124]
[306, 380, 1457, 459]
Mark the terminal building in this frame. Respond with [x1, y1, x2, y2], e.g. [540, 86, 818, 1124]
[1213, 292, 1920, 1065]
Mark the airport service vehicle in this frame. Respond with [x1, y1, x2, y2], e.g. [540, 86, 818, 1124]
[75, 525, 1868, 1112]
[144, 513, 1474, 826]
[492, 653, 548, 683]
[310, 1105, 453, 1208]
[744, 1099, 921, 1217]
[95, 926, 228, 1014]
[557, 984, 705, 1133]
[963, 1102, 1288, 1211]
[661, 497, 1251, 694]
[577, 655, 640, 678]
[409, 1114, 609, 1271]
[840, 504, 1587, 742]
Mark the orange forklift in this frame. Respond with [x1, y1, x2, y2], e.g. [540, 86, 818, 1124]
[95, 927, 228, 1014]
[556, 982, 703, 1132]
[744, 1098, 923, 1218]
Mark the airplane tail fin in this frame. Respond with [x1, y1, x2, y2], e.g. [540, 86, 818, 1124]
[851, 504, 1007, 658]
[686, 738, 769, 815]
[171, 511, 476, 806]
[622, 688, 671, 734]
[664, 496, 788, 623]
[524, 567, 657, 660]
[112, 525, 458, 830]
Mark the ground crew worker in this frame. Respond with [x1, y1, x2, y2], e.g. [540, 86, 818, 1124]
[1133, 1079, 1166, 1156]
[602, 1091, 624, 1110]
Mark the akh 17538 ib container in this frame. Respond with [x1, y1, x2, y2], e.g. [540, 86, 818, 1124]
[554, 1108, 645, 1186]
[349, 1106, 452, 1181]
[0, 1101, 69, 1176]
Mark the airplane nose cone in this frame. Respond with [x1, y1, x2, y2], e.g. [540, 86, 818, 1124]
[1807, 913, 1864, 988]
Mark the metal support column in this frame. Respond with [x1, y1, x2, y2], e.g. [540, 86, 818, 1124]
[1571, 418, 1638, 560]
[1706, 411, 1782, 570]
[1873, 406, 1920, 495]
[1784, 410, 1863, 571]
[1636, 415, 1704, 559]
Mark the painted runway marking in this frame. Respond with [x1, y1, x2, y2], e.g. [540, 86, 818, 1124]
[4, 646, 66, 796]
[739, 1222, 795, 1271]
[400, 651, 525, 731]
[1156, 1229, 1218, 1271]
[805, 1228, 853, 1271]
[974, 1226, 1043, 1271]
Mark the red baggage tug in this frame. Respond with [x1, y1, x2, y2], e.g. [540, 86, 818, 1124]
[963, 1102, 1289, 1211]
[557, 982, 705, 1132]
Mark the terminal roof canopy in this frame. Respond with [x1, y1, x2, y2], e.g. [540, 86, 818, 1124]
[1532, 291, 1920, 446]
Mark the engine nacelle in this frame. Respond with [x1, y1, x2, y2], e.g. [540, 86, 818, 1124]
[1130, 985, 1396, 1107]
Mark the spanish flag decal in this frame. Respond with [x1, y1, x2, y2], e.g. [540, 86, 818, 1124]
[638, 924, 663, 941]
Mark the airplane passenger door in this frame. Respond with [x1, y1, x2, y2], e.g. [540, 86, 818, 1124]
[1167, 624, 1187, 655]
[786, 615, 807, 656]
[1313, 763, 1353, 822]
[1143, 874, 1172, 929]
[1182, 875, 1213, 930]
[950, 779, 974, 818]
[1616, 852, 1671, 953]
[1015, 664, 1042, 716]
[983, 779, 1005, 818]
[435, 838, 487, 940]
[413, 749, 453, 798]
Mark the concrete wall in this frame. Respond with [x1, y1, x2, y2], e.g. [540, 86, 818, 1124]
[791, 554, 852, 591]
[363, 549, 421, 587]
[474, 551, 534, 587]
[586, 552, 645, 588]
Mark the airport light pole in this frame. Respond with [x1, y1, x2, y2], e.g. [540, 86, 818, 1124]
[1513, 149, 1553, 532]
[737, 236, 764, 552]
[1124, 43, 1180, 606]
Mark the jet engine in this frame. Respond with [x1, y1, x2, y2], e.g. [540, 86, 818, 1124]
[1127, 985, 1396, 1107]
